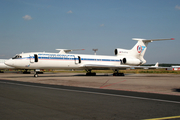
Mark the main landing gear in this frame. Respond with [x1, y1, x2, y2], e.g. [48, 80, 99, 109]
[85, 69, 96, 76]
[85, 69, 124, 76]
[113, 69, 125, 76]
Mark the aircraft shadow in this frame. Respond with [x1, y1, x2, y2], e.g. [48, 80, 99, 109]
[172, 88, 180, 93]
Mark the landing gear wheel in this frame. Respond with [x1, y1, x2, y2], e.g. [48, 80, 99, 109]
[119, 73, 124, 76]
[113, 69, 125, 76]
[113, 72, 124, 76]
[86, 72, 96, 76]
[85, 69, 96, 76]
[23, 71, 31, 74]
[34, 74, 38, 77]
[36, 72, 43, 74]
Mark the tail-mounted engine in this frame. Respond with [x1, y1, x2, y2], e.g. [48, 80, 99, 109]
[115, 49, 145, 65]
[114, 48, 129, 56]
[122, 58, 142, 65]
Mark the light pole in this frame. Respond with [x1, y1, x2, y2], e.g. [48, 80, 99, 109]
[92, 49, 98, 55]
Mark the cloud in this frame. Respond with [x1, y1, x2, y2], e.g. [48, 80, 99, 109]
[67, 10, 73, 14]
[175, 5, 180, 10]
[100, 24, 105, 27]
[22, 15, 32, 20]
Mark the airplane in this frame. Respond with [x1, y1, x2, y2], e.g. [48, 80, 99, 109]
[152, 62, 159, 67]
[143, 62, 159, 69]
[5, 38, 174, 77]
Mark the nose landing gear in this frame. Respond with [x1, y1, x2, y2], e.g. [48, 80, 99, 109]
[33, 69, 43, 77]
[34, 74, 38, 77]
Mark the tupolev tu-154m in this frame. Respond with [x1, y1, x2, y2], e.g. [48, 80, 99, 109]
[5, 38, 174, 77]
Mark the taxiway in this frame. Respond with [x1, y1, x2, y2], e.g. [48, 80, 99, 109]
[0, 73, 180, 120]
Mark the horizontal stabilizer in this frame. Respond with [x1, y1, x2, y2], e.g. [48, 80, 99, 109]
[132, 38, 174, 43]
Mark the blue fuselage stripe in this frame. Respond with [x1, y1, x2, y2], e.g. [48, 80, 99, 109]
[21, 57, 120, 62]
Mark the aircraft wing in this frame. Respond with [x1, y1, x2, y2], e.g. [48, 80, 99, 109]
[56, 49, 85, 54]
[80, 64, 170, 70]
[80, 64, 129, 70]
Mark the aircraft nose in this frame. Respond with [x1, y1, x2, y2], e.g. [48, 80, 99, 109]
[5, 59, 14, 67]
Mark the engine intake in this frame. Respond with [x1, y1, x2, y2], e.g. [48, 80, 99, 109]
[114, 48, 129, 56]
[114, 49, 118, 55]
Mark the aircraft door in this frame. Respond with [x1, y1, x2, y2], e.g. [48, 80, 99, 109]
[34, 54, 38, 62]
[30, 55, 34, 63]
[30, 54, 38, 63]
[74, 56, 81, 64]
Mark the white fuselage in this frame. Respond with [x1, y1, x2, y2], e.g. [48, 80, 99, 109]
[4, 38, 173, 72]
[5, 52, 135, 70]
[0, 59, 15, 69]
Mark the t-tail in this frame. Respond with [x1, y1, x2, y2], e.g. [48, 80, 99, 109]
[114, 38, 174, 65]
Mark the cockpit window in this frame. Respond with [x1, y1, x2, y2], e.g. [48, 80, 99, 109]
[12, 55, 22, 59]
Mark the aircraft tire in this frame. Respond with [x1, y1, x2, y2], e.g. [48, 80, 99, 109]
[113, 73, 124, 76]
[34, 74, 38, 77]
[23, 72, 31, 74]
[36, 72, 43, 74]
[86, 72, 96, 76]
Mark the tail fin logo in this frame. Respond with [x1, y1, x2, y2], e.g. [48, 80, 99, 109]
[137, 45, 142, 53]
[137, 45, 146, 53]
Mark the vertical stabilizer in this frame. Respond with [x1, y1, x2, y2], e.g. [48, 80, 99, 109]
[115, 38, 174, 65]
[130, 38, 174, 62]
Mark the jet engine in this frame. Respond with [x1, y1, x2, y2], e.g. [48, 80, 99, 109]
[122, 58, 142, 65]
[114, 49, 129, 56]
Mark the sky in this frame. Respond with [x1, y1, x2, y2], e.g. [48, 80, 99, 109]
[0, 0, 180, 64]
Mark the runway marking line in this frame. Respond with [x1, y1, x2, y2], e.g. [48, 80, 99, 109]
[100, 79, 110, 88]
[0, 81, 180, 104]
[100, 80, 126, 88]
[116, 88, 180, 96]
[143, 115, 180, 120]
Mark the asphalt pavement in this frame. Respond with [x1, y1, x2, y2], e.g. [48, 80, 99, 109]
[0, 77, 180, 120]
